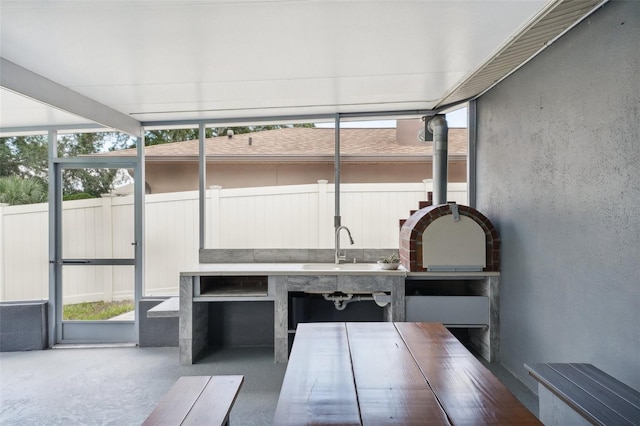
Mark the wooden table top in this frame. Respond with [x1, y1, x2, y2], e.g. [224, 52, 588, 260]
[273, 322, 541, 425]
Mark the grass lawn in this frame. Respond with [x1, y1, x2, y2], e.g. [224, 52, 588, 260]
[63, 300, 134, 320]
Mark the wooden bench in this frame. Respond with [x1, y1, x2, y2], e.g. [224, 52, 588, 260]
[147, 297, 180, 318]
[526, 363, 640, 425]
[143, 375, 243, 426]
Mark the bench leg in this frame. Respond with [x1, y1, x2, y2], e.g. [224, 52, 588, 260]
[538, 384, 591, 426]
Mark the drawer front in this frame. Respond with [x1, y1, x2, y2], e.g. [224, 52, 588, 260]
[287, 275, 337, 292]
[405, 296, 489, 325]
[337, 275, 395, 293]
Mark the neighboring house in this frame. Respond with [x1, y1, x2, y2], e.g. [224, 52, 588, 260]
[109, 119, 467, 194]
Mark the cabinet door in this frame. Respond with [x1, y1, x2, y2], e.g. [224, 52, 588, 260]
[406, 296, 489, 325]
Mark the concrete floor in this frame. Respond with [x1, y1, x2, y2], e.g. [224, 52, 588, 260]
[0, 344, 539, 425]
[0, 346, 286, 425]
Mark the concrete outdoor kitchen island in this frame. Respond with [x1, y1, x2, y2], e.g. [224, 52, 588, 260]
[179, 263, 405, 364]
[178, 263, 499, 364]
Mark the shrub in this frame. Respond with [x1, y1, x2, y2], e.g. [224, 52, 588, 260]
[0, 176, 47, 205]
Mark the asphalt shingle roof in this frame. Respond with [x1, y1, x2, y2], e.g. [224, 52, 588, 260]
[108, 127, 467, 161]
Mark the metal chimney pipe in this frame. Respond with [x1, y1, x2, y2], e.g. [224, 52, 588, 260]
[429, 115, 448, 205]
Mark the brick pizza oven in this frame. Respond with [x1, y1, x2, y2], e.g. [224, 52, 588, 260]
[399, 198, 500, 272]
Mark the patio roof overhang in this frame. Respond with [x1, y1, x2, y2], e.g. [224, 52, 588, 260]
[0, 0, 606, 137]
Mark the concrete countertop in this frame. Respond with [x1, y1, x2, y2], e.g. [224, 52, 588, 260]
[180, 263, 500, 278]
[180, 263, 407, 276]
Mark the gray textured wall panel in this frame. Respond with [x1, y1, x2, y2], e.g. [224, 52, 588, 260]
[139, 299, 178, 347]
[476, 0, 640, 391]
[0, 301, 48, 351]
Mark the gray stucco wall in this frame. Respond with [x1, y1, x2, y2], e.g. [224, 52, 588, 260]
[475, 0, 640, 391]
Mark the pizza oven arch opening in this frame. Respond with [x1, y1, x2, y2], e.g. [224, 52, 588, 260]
[399, 202, 500, 272]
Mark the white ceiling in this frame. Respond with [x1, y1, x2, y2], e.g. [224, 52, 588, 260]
[0, 0, 604, 136]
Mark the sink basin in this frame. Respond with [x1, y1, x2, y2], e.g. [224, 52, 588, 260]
[300, 263, 380, 271]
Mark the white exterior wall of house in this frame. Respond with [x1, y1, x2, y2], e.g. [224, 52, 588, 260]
[476, 0, 640, 391]
[1, 181, 467, 302]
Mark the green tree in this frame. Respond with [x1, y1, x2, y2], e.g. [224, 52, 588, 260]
[0, 132, 128, 201]
[0, 141, 19, 177]
[144, 123, 315, 144]
[146, 129, 196, 145]
[58, 133, 119, 198]
[0, 135, 48, 180]
[0, 176, 47, 205]
[212, 124, 314, 137]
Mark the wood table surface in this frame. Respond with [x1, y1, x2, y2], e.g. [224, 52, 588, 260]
[273, 322, 541, 425]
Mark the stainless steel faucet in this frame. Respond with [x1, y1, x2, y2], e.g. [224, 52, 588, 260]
[335, 225, 354, 264]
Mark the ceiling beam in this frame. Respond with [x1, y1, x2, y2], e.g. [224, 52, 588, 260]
[0, 123, 109, 137]
[0, 58, 142, 137]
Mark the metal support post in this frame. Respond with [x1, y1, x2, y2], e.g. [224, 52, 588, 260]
[198, 123, 206, 249]
[334, 114, 341, 229]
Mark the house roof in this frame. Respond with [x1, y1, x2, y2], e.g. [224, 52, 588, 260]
[107, 127, 468, 164]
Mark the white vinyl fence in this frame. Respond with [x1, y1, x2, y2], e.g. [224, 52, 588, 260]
[0, 180, 466, 302]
